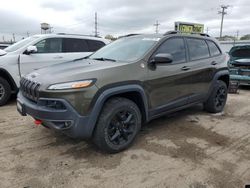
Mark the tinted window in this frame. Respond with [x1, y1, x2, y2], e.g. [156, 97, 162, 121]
[35, 38, 62, 53]
[187, 38, 210, 61]
[63, 38, 89, 52]
[207, 40, 221, 56]
[155, 38, 186, 63]
[87, 40, 105, 52]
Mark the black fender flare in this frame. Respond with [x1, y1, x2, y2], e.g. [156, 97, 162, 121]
[86, 84, 149, 136]
[206, 69, 229, 100]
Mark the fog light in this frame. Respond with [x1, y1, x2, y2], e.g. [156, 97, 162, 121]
[64, 121, 72, 128]
[53, 121, 73, 130]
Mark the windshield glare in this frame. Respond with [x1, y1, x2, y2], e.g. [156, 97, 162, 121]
[5, 36, 39, 52]
[90, 36, 160, 62]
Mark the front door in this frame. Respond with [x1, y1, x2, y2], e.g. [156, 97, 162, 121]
[20, 38, 65, 76]
[145, 37, 194, 115]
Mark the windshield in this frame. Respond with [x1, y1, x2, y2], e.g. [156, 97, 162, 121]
[5, 36, 39, 52]
[89, 36, 160, 62]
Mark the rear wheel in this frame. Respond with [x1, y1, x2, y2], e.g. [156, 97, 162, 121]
[204, 80, 228, 113]
[93, 97, 141, 153]
[0, 77, 11, 106]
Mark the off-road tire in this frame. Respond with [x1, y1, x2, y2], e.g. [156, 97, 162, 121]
[93, 97, 141, 153]
[0, 77, 11, 106]
[204, 80, 228, 113]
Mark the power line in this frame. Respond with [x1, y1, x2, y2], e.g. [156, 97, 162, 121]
[218, 5, 230, 38]
[154, 20, 160, 34]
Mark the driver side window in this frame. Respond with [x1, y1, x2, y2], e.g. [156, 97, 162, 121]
[155, 37, 186, 64]
[35, 38, 62, 53]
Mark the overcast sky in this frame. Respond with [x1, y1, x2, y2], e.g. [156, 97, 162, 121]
[0, 0, 249, 41]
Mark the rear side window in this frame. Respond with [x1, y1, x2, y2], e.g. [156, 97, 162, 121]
[35, 38, 62, 53]
[207, 40, 221, 56]
[155, 37, 186, 63]
[87, 40, 105, 52]
[187, 38, 210, 61]
[63, 38, 89, 53]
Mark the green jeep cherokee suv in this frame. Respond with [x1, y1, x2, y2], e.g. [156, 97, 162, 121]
[17, 32, 229, 153]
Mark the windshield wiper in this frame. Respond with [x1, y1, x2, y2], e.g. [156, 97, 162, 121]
[92, 57, 116, 62]
[73, 55, 90, 62]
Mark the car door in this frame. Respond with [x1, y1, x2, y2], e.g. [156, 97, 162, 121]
[185, 38, 219, 103]
[19, 38, 65, 76]
[146, 37, 193, 114]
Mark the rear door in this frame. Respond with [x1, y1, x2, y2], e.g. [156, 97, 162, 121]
[146, 37, 192, 114]
[61, 38, 106, 61]
[20, 38, 65, 76]
[185, 37, 220, 103]
[62, 38, 91, 60]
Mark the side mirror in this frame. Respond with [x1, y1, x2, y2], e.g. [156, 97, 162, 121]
[25, 46, 37, 55]
[151, 53, 173, 64]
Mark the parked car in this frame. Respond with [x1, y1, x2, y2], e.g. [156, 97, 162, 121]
[17, 32, 229, 153]
[228, 45, 250, 85]
[0, 33, 109, 105]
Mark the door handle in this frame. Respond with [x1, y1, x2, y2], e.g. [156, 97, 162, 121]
[211, 61, 217, 65]
[181, 66, 191, 71]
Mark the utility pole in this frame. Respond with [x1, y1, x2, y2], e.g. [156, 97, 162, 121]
[154, 20, 160, 34]
[94, 12, 98, 37]
[12, 33, 15, 42]
[218, 5, 230, 38]
[236, 30, 239, 40]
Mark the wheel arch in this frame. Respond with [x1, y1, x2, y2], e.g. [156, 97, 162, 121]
[0, 68, 18, 92]
[87, 84, 149, 136]
[217, 74, 230, 88]
[206, 69, 229, 100]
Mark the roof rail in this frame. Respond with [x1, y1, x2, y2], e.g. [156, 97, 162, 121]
[164, 31, 210, 37]
[164, 31, 181, 35]
[56, 33, 101, 38]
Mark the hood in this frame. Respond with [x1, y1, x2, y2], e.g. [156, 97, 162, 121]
[25, 59, 126, 86]
[0, 49, 7, 56]
[229, 45, 250, 60]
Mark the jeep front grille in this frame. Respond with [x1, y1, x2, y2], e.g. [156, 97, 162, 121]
[20, 78, 41, 102]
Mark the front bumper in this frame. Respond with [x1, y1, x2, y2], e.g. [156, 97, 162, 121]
[230, 75, 250, 85]
[17, 92, 93, 139]
[229, 68, 250, 85]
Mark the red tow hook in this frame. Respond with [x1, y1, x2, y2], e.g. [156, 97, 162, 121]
[34, 119, 42, 126]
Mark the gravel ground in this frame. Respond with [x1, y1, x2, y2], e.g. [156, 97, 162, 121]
[0, 88, 250, 188]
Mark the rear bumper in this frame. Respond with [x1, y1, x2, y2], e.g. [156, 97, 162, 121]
[17, 92, 93, 139]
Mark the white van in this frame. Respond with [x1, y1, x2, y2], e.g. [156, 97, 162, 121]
[0, 33, 109, 106]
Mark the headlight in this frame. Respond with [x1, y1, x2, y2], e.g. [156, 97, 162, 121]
[47, 80, 95, 90]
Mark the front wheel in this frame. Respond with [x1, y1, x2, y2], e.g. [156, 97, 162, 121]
[93, 97, 141, 153]
[0, 77, 11, 106]
[204, 80, 228, 113]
